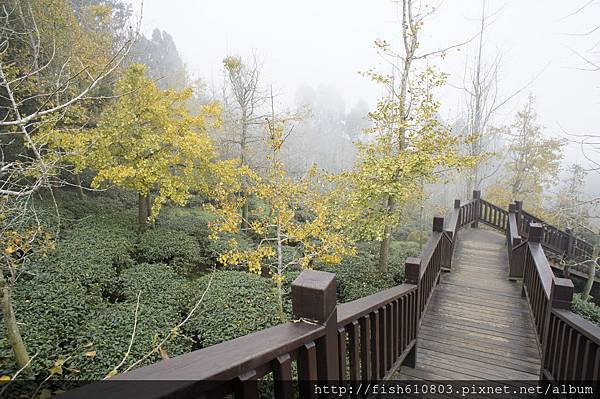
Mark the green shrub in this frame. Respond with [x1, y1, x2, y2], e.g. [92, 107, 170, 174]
[4, 263, 193, 380]
[389, 240, 421, 263]
[136, 228, 202, 275]
[156, 207, 250, 269]
[184, 271, 281, 348]
[316, 240, 416, 303]
[71, 264, 193, 379]
[41, 218, 136, 296]
[572, 294, 600, 326]
[51, 190, 136, 227]
[7, 274, 102, 377]
[406, 230, 429, 245]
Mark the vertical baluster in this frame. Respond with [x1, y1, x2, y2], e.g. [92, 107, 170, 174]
[338, 327, 347, 382]
[581, 341, 592, 380]
[561, 329, 574, 381]
[359, 315, 371, 382]
[298, 342, 317, 399]
[399, 296, 406, 351]
[234, 370, 259, 399]
[406, 293, 412, 346]
[552, 321, 565, 373]
[272, 354, 293, 399]
[592, 346, 600, 383]
[347, 321, 360, 383]
[371, 310, 380, 380]
[546, 315, 558, 376]
[392, 300, 398, 361]
[379, 306, 387, 376]
[385, 303, 393, 371]
[570, 334, 582, 381]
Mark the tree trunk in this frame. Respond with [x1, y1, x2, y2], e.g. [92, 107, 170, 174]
[146, 194, 152, 221]
[0, 273, 30, 370]
[138, 192, 149, 231]
[563, 262, 571, 279]
[240, 108, 249, 230]
[75, 173, 85, 200]
[241, 198, 249, 230]
[583, 246, 598, 301]
[377, 195, 395, 273]
[276, 223, 285, 322]
[378, 226, 391, 273]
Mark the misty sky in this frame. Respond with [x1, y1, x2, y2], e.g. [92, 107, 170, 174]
[129, 0, 599, 172]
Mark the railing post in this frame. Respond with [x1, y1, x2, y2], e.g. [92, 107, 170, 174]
[471, 190, 481, 228]
[529, 222, 543, 243]
[454, 199, 461, 209]
[507, 203, 516, 246]
[565, 228, 574, 259]
[541, 277, 574, 381]
[515, 200, 523, 233]
[507, 204, 520, 280]
[433, 216, 444, 233]
[292, 270, 339, 382]
[434, 216, 452, 271]
[404, 257, 421, 368]
[405, 257, 421, 318]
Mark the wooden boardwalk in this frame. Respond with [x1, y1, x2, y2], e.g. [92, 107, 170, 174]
[396, 227, 541, 380]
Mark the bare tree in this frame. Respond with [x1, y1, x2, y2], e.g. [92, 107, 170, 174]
[459, 0, 536, 196]
[368, 0, 479, 272]
[221, 54, 268, 229]
[0, 0, 138, 369]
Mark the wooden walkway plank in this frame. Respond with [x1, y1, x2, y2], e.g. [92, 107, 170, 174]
[395, 227, 541, 381]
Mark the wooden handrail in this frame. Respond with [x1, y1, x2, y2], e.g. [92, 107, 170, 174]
[64, 208, 463, 398]
[470, 196, 593, 263]
[337, 284, 416, 327]
[528, 240, 554, 299]
[60, 321, 326, 398]
[60, 192, 600, 397]
[520, 209, 593, 261]
[475, 194, 599, 382]
[515, 223, 600, 382]
[553, 309, 600, 347]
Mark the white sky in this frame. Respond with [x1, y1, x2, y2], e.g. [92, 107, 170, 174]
[129, 0, 600, 169]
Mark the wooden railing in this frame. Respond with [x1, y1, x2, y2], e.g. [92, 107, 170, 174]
[520, 224, 600, 383]
[478, 198, 509, 232]
[63, 214, 461, 398]
[506, 203, 527, 279]
[467, 191, 593, 263]
[545, 309, 600, 381]
[466, 191, 598, 383]
[59, 192, 598, 396]
[336, 284, 418, 384]
[466, 192, 599, 382]
[517, 206, 593, 261]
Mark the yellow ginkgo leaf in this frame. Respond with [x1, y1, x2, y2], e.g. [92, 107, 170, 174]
[105, 369, 118, 379]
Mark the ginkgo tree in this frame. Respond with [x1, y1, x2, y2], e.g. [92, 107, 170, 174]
[209, 97, 354, 322]
[51, 64, 229, 229]
[342, 0, 476, 272]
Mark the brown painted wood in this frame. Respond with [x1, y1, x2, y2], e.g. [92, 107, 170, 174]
[396, 228, 542, 380]
[371, 309, 381, 380]
[337, 328, 347, 381]
[272, 354, 293, 399]
[298, 342, 317, 399]
[359, 315, 371, 382]
[347, 321, 360, 382]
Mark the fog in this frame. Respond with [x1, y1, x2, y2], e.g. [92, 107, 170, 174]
[129, 0, 600, 191]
